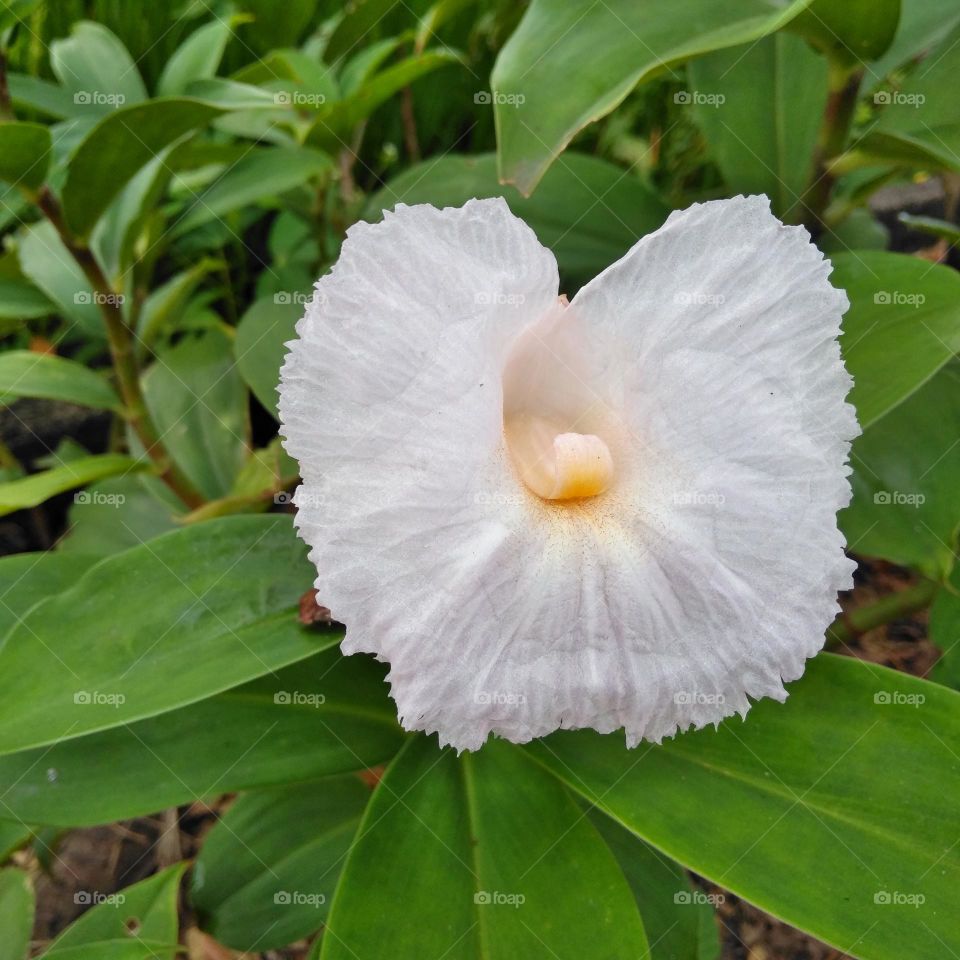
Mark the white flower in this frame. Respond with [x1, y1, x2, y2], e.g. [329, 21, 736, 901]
[279, 195, 858, 752]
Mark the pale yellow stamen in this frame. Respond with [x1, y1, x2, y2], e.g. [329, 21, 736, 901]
[505, 415, 614, 501]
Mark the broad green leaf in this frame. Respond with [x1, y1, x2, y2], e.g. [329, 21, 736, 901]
[157, 18, 234, 97]
[235, 294, 302, 416]
[0, 122, 51, 192]
[0, 515, 322, 756]
[870, 1, 960, 82]
[57, 475, 183, 559]
[818, 208, 890, 253]
[141, 328, 248, 500]
[172, 147, 331, 236]
[833, 252, 960, 428]
[339, 37, 404, 97]
[0, 277, 54, 320]
[6, 73, 76, 120]
[0, 455, 147, 518]
[790, 0, 900, 64]
[61, 98, 231, 237]
[324, 0, 396, 62]
[0, 824, 32, 863]
[193, 776, 369, 950]
[527, 654, 960, 960]
[687, 33, 828, 221]
[136, 258, 221, 350]
[0, 351, 120, 410]
[0, 649, 401, 826]
[589, 811, 720, 960]
[929, 567, 960, 689]
[865, 22, 960, 172]
[49, 21, 147, 112]
[491, 0, 813, 194]
[841, 365, 960, 579]
[47, 865, 184, 956]
[308, 50, 461, 149]
[17, 222, 102, 337]
[0, 868, 33, 960]
[0, 551, 91, 644]
[368, 152, 670, 287]
[322, 737, 649, 960]
[40, 944, 173, 960]
[0, 0, 40, 32]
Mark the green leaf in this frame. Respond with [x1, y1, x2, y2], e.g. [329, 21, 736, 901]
[322, 737, 649, 959]
[0, 869, 33, 960]
[61, 98, 231, 238]
[841, 364, 960, 579]
[235, 294, 303, 416]
[0, 515, 323, 756]
[6, 73, 76, 120]
[0, 277, 54, 321]
[40, 944, 174, 960]
[818, 208, 890, 253]
[929, 567, 960, 689]
[0, 649, 401, 826]
[368, 152, 670, 287]
[141, 328, 248, 500]
[790, 0, 901, 64]
[865, 21, 960, 172]
[157, 18, 234, 97]
[686, 33, 828, 221]
[47, 865, 183, 957]
[307, 50, 461, 149]
[193, 776, 369, 950]
[870, 1, 960, 82]
[0, 351, 120, 410]
[491, 0, 813, 195]
[0, 122, 51, 192]
[58, 475, 183, 559]
[172, 146, 331, 236]
[833, 251, 960, 428]
[0, 551, 91, 643]
[589, 811, 720, 960]
[136, 258, 221, 351]
[17, 222, 102, 337]
[49, 21, 147, 112]
[0, 824, 33, 863]
[0, 0, 40, 32]
[0, 455, 147, 518]
[527, 653, 960, 960]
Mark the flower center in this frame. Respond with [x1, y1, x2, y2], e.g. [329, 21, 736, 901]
[504, 414, 613, 501]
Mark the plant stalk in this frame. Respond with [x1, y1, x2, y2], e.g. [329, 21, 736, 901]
[825, 578, 940, 648]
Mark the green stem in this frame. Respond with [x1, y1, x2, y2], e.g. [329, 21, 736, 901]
[825, 578, 940, 649]
[801, 60, 864, 235]
[33, 187, 205, 509]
